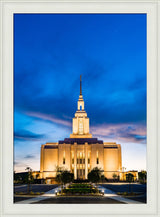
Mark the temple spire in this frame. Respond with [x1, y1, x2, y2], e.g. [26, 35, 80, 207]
[80, 75, 82, 95]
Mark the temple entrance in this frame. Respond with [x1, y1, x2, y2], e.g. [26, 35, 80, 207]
[77, 151, 85, 179]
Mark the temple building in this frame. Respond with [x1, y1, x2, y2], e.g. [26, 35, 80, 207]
[40, 76, 122, 183]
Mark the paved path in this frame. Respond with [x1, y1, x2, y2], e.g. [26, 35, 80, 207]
[100, 183, 146, 194]
[98, 185, 143, 204]
[14, 184, 57, 194]
[15, 185, 144, 204]
[15, 186, 59, 204]
[14, 184, 27, 188]
[32, 196, 124, 204]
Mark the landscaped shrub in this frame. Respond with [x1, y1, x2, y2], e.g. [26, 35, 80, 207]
[57, 182, 101, 195]
[19, 192, 24, 195]
[69, 183, 91, 189]
[63, 187, 97, 194]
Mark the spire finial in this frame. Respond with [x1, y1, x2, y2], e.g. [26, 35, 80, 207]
[80, 75, 82, 95]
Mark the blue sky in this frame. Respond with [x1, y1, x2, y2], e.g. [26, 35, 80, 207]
[14, 14, 146, 172]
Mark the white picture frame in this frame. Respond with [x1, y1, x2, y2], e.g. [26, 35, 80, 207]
[0, 0, 159, 216]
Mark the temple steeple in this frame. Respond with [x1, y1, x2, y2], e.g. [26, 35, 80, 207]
[78, 75, 84, 111]
[80, 75, 82, 95]
[70, 76, 92, 138]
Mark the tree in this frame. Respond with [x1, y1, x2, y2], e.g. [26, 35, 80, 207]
[138, 171, 147, 184]
[25, 167, 34, 194]
[100, 175, 106, 183]
[126, 173, 134, 183]
[88, 167, 102, 189]
[55, 166, 64, 184]
[55, 167, 74, 194]
[112, 173, 118, 181]
[61, 170, 74, 186]
[36, 173, 39, 179]
[126, 173, 134, 193]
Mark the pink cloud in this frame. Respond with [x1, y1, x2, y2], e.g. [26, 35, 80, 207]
[26, 112, 72, 127]
[90, 123, 146, 144]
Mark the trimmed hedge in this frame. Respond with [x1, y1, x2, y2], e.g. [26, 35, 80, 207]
[63, 188, 97, 194]
[58, 183, 101, 195]
[69, 184, 91, 189]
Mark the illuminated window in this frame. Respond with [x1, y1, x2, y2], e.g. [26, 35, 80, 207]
[96, 151, 99, 164]
[63, 151, 65, 164]
[79, 120, 83, 134]
[72, 152, 74, 164]
[88, 152, 90, 164]
[97, 158, 99, 164]
[63, 157, 65, 164]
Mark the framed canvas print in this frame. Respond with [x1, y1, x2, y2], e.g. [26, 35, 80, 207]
[0, 0, 159, 216]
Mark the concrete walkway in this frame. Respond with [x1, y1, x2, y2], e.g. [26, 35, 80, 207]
[98, 185, 143, 204]
[15, 185, 143, 204]
[15, 186, 59, 204]
[14, 184, 27, 188]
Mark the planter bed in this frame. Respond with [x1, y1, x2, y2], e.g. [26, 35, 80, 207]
[57, 183, 103, 196]
[68, 184, 91, 189]
[15, 192, 44, 196]
[63, 188, 97, 194]
[57, 193, 103, 196]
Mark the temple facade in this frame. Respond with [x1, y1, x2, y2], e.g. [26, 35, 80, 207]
[40, 76, 122, 182]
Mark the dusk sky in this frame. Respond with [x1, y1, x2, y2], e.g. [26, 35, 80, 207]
[14, 14, 146, 172]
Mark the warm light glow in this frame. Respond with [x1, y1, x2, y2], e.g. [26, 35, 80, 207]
[79, 120, 83, 135]
[39, 76, 127, 180]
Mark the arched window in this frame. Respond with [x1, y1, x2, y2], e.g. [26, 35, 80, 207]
[80, 105, 82, 111]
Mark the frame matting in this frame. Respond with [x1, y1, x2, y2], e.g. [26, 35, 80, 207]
[0, 0, 159, 216]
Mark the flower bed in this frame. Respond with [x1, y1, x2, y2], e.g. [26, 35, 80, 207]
[15, 191, 44, 195]
[68, 183, 91, 189]
[57, 183, 103, 196]
[117, 192, 142, 196]
[63, 188, 97, 194]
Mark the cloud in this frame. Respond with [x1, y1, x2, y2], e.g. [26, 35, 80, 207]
[26, 111, 71, 127]
[24, 154, 35, 159]
[14, 14, 146, 128]
[14, 161, 20, 165]
[91, 123, 146, 144]
[14, 130, 45, 141]
[14, 161, 29, 168]
[133, 135, 146, 141]
[14, 59, 146, 126]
